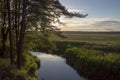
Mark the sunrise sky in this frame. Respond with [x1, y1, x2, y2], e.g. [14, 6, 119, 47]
[59, 0, 120, 31]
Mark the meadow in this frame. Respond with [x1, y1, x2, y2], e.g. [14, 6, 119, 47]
[51, 31, 120, 44]
[50, 31, 120, 80]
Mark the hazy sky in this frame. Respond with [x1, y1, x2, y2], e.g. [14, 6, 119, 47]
[59, 0, 120, 31]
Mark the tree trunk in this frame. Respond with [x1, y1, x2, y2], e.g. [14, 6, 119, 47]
[1, 0, 7, 57]
[15, 0, 18, 51]
[17, 0, 27, 69]
[7, 0, 14, 64]
[1, 28, 6, 57]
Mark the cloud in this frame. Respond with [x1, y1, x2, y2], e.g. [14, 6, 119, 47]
[60, 17, 120, 31]
[93, 20, 120, 26]
[68, 9, 86, 13]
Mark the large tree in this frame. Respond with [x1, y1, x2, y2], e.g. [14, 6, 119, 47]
[0, 0, 87, 69]
[0, 0, 8, 57]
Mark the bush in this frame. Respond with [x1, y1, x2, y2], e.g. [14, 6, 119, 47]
[27, 63, 37, 77]
[14, 70, 27, 80]
[33, 56, 40, 69]
[65, 47, 80, 64]
[0, 63, 16, 80]
[0, 63, 27, 80]
[0, 51, 40, 80]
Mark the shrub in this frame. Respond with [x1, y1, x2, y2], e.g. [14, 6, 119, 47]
[0, 63, 27, 80]
[65, 47, 80, 64]
[14, 70, 27, 80]
[0, 63, 16, 80]
[27, 63, 37, 77]
[0, 51, 40, 80]
[33, 56, 40, 69]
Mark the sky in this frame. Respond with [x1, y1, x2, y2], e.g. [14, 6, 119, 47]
[59, 0, 120, 31]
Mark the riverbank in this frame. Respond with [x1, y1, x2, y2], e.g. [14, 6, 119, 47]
[0, 52, 40, 80]
[34, 40, 120, 80]
[65, 47, 120, 80]
[53, 41, 120, 80]
[23, 32, 120, 80]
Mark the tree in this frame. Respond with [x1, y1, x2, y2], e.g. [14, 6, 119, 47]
[16, 0, 87, 69]
[0, 0, 8, 57]
[6, 0, 14, 64]
[0, 0, 87, 69]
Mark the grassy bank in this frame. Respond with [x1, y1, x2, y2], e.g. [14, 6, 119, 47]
[0, 52, 40, 80]
[53, 41, 120, 80]
[54, 40, 120, 54]
[65, 47, 120, 80]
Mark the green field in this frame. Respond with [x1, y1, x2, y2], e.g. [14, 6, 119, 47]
[51, 31, 120, 44]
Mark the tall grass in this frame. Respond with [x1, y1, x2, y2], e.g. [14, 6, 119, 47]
[54, 41, 120, 54]
[0, 52, 40, 80]
[51, 32, 120, 80]
[65, 47, 120, 80]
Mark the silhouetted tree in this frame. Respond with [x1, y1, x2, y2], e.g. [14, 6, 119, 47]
[0, 0, 8, 57]
[6, 0, 14, 64]
[0, 0, 87, 69]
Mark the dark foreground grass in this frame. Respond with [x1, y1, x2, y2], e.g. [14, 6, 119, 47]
[0, 52, 40, 80]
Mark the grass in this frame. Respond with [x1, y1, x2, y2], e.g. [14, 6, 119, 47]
[31, 31, 120, 80]
[50, 31, 120, 44]
[64, 47, 120, 80]
[50, 31, 120, 80]
[0, 52, 40, 80]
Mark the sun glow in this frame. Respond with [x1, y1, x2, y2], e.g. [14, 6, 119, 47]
[59, 17, 120, 31]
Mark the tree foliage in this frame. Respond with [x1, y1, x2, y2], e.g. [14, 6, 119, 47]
[0, 0, 87, 69]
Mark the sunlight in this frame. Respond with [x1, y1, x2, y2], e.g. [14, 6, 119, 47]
[59, 17, 120, 31]
[52, 22, 60, 27]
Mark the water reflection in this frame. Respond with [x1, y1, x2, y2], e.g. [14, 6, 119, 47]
[33, 52, 86, 80]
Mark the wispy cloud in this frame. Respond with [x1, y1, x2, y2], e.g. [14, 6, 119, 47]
[68, 8, 86, 13]
[59, 17, 120, 31]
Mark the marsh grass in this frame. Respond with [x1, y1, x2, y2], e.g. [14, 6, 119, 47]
[52, 37, 120, 80]
[65, 47, 120, 80]
[50, 32, 120, 44]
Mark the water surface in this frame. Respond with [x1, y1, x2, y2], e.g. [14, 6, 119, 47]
[33, 52, 86, 80]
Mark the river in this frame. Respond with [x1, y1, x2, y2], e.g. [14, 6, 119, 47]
[32, 52, 87, 80]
